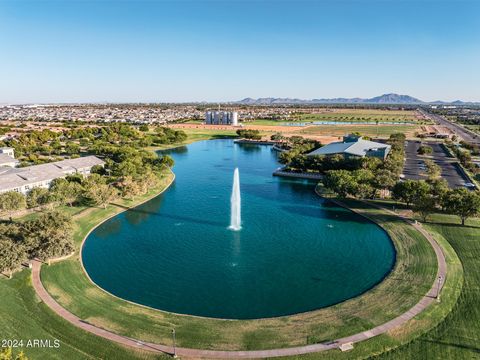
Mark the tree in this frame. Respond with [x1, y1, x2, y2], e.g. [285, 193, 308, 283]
[83, 182, 118, 208]
[26, 187, 51, 208]
[118, 176, 141, 200]
[50, 140, 62, 155]
[236, 129, 262, 140]
[424, 159, 441, 180]
[0, 191, 27, 214]
[323, 170, 356, 198]
[64, 141, 80, 155]
[355, 182, 376, 199]
[413, 194, 437, 222]
[137, 171, 159, 194]
[159, 154, 174, 168]
[392, 180, 430, 207]
[0, 348, 29, 360]
[270, 133, 284, 142]
[373, 169, 397, 191]
[23, 210, 74, 260]
[418, 145, 433, 155]
[429, 178, 449, 208]
[50, 179, 83, 206]
[0, 225, 27, 279]
[442, 188, 480, 225]
[457, 150, 471, 166]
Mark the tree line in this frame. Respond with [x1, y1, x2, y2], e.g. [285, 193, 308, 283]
[319, 134, 480, 225]
[0, 124, 182, 278]
[0, 124, 186, 167]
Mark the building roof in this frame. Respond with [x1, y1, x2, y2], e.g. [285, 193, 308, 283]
[0, 155, 104, 192]
[308, 137, 391, 157]
[0, 153, 18, 166]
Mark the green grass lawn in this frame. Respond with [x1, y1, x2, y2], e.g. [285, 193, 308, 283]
[293, 111, 422, 124]
[373, 214, 480, 359]
[0, 170, 176, 360]
[0, 271, 165, 360]
[37, 199, 448, 353]
[147, 128, 239, 151]
[298, 124, 420, 139]
[244, 109, 427, 127]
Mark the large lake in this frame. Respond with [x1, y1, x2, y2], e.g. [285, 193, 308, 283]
[82, 140, 395, 319]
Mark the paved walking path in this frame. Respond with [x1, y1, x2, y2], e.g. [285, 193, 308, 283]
[30, 201, 447, 359]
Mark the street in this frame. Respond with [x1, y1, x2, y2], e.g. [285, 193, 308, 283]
[420, 109, 480, 146]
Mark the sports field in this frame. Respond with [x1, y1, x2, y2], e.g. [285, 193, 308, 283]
[245, 109, 429, 126]
[297, 124, 420, 138]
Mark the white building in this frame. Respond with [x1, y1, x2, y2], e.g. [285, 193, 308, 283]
[0, 147, 19, 168]
[0, 155, 105, 195]
[0, 147, 15, 158]
[205, 111, 239, 126]
[308, 135, 391, 160]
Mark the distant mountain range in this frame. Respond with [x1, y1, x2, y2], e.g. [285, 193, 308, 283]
[237, 93, 479, 105]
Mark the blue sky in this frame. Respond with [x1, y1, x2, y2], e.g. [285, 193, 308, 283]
[0, 0, 479, 103]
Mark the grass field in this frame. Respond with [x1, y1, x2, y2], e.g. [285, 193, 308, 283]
[243, 109, 428, 127]
[37, 199, 447, 354]
[297, 124, 420, 138]
[293, 109, 422, 123]
[0, 171, 177, 360]
[147, 128, 238, 151]
[374, 213, 480, 359]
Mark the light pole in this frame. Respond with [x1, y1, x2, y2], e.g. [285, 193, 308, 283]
[172, 329, 177, 358]
[436, 275, 442, 302]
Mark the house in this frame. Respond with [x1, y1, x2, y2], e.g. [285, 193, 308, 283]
[0, 155, 105, 194]
[307, 135, 391, 160]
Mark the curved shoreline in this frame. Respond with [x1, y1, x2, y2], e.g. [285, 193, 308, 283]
[32, 186, 449, 358]
[79, 186, 397, 322]
[77, 168, 177, 315]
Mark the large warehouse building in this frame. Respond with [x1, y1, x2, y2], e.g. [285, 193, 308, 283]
[0, 155, 105, 194]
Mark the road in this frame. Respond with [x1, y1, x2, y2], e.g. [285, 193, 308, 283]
[420, 109, 480, 146]
[403, 140, 469, 188]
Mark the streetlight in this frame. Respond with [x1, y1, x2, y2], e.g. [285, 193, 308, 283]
[172, 329, 177, 358]
[436, 275, 442, 302]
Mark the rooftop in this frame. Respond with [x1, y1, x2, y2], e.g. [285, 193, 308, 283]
[308, 136, 391, 158]
[0, 153, 18, 166]
[0, 155, 104, 192]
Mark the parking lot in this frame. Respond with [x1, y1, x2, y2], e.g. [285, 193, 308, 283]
[403, 141, 469, 188]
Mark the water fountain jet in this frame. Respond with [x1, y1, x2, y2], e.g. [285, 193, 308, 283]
[229, 168, 241, 231]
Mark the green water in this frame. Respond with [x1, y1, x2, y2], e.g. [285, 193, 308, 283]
[82, 140, 395, 319]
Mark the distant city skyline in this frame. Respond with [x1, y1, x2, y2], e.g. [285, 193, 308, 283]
[1, 0, 479, 103]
